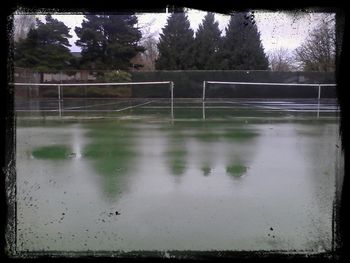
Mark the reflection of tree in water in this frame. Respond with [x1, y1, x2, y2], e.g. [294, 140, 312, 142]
[163, 122, 188, 181]
[201, 164, 211, 176]
[226, 162, 248, 178]
[163, 121, 259, 180]
[32, 145, 71, 160]
[83, 122, 137, 200]
[224, 126, 259, 179]
[167, 148, 187, 176]
[192, 121, 259, 179]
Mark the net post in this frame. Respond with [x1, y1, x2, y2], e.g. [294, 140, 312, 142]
[58, 84, 62, 101]
[202, 100, 206, 120]
[58, 84, 62, 117]
[170, 81, 174, 103]
[318, 84, 321, 101]
[203, 81, 206, 101]
[170, 81, 174, 119]
[58, 99, 62, 117]
[317, 84, 321, 118]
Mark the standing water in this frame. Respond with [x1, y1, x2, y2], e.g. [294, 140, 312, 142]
[15, 116, 342, 254]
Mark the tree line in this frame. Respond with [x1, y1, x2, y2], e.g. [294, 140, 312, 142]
[13, 12, 335, 72]
[156, 12, 269, 70]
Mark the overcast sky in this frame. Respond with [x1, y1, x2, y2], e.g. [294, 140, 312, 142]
[35, 9, 331, 54]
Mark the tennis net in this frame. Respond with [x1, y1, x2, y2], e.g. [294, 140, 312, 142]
[11, 81, 174, 118]
[12, 81, 174, 100]
[202, 81, 337, 101]
[200, 81, 338, 118]
[10, 80, 339, 119]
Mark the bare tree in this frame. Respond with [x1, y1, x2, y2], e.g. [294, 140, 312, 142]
[138, 17, 158, 40]
[137, 17, 159, 70]
[268, 48, 297, 71]
[295, 19, 336, 72]
[13, 14, 36, 42]
[140, 36, 159, 70]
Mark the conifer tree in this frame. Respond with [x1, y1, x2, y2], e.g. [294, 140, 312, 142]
[14, 15, 73, 71]
[155, 13, 196, 70]
[220, 12, 269, 70]
[194, 13, 222, 70]
[75, 15, 144, 70]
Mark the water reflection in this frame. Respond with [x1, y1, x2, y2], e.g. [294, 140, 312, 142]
[223, 126, 258, 180]
[16, 117, 340, 252]
[32, 145, 71, 160]
[226, 162, 248, 178]
[201, 165, 211, 176]
[191, 121, 259, 180]
[161, 121, 259, 181]
[163, 123, 188, 179]
[167, 148, 187, 176]
[83, 121, 137, 200]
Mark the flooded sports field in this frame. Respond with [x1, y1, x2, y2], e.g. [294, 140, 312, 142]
[14, 99, 343, 255]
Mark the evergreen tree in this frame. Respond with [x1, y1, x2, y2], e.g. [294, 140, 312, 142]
[220, 12, 269, 70]
[75, 15, 144, 70]
[155, 13, 196, 70]
[14, 15, 73, 71]
[194, 13, 222, 70]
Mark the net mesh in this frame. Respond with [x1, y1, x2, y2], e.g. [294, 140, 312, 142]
[12, 80, 338, 119]
[203, 81, 337, 100]
[14, 82, 173, 100]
